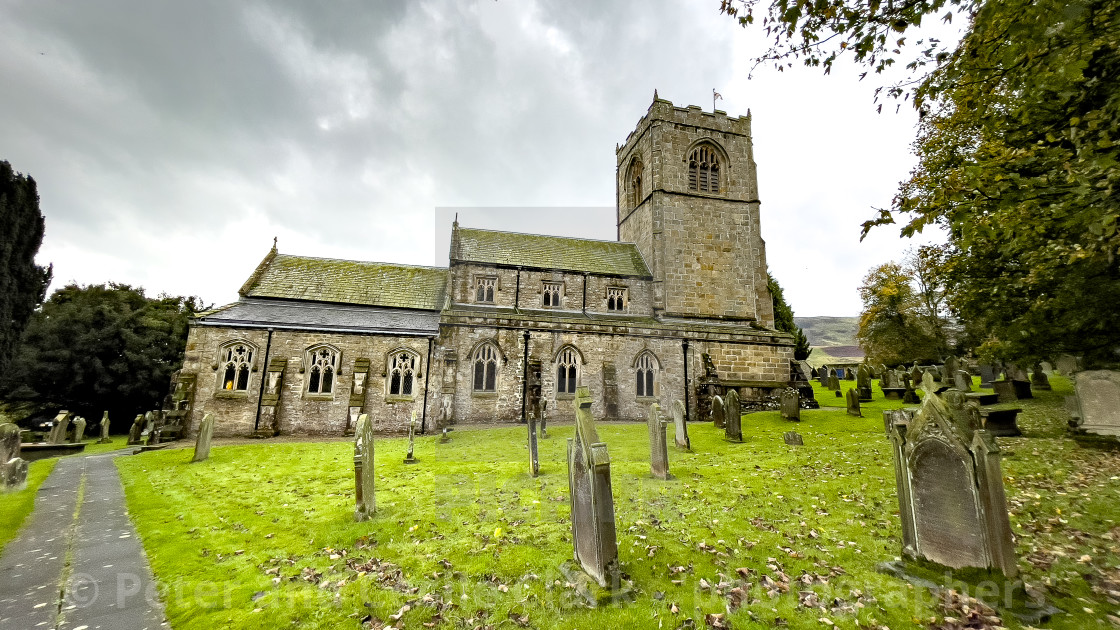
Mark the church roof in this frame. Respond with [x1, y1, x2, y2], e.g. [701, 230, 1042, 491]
[451, 227, 652, 278]
[197, 298, 441, 335]
[240, 251, 448, 311]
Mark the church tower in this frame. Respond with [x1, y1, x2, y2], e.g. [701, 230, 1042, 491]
[616, 96, 775, 328]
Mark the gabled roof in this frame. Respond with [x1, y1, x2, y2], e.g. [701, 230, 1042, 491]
[451, 227, 652, 278]
[239, 249, 448, 311]
[197, 298, 440, 335]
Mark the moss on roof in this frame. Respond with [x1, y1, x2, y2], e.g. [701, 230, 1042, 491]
[241, 254, 448, 311]
[452, 227, 652, 278]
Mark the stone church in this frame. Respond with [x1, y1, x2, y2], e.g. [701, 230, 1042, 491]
[174, 97, 795, 437]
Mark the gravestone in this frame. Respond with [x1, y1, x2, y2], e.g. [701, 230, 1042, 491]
[48, 411, 71, 444]
[1030, 365, 1051, 391]
[1005, 364, 1029, 382]
[528, 414, 540, 477]
[538, 400, 549, 438]
[780, 388, 801, 422]
[856, 364, 873, 401]
[710, 395, 726, 429]
[953, 370, 973, 392]
[910, 366, 924, 385]
[404, 410, 418, 464]
[98, 411, 112, 444]
[827, 369, 841, 391]
[902, 378, 922, 404]
[845, 388, 862, 417]
[884, 373, 1017, 577]
[881, 370, 906, 400]
[566, 386, 619, 588]
[647, 403, 671, 480]
[783, 431, 804, 446]
[1068, 370, 1120, 437]
[72, 417, 87, 443]
[818, 365, 829, 387]
[127, 414, 144, 445]
[978, 364, 999, 388]
[440, 397, 453, 428]
[191, 413, 215, 463]
[844, 368, 856, 381]
[724, 389, 742, 442]
[1, 423, 29, 492]
[1055, 355, 1080, 375]
[439, 428, 452, 443]
[671, 399, 690, 450]
[944, 356, 960, 379]
[354, 414, 376, 521]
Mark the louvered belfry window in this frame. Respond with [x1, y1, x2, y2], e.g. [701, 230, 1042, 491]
[688, 145, 720, 193]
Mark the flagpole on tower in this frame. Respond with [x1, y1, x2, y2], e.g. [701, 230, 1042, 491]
[713, 88, 723, 112]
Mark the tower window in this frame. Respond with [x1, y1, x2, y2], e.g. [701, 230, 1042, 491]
[543, 282, 563, 308]
[556, 347, 580, 395]
[635, 352, 658, 398]
[688, 146, 720, 193]
[475, 277, 496, 303]
[628, 158, 643, 209]
[607, 287, 628, 311]
[472, 343, 499, 392]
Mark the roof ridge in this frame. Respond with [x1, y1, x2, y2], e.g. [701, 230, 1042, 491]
[274, 253, 448, 271]
[238, 245, 278, 297]
[457, 226, 636, 247]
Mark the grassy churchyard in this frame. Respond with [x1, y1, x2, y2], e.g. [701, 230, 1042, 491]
[103, 375, 1120, 630]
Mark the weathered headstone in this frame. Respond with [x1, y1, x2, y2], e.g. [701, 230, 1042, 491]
[0, 423, 28, 493]
[1055, 355, 1080, 376]
[944, 356, 960, 380]
[710, 395, 726, 429]
[191, 413, 215, 463]
[528, 414, 539, 477]
[440, 397, 453, 428]
[404, 410, 418, 464]
[724, 389, 742, 442]
[910, 365, 924, 385]
[567, 386, 619, 588]
[1005, 364, 1029, 382]
[953, 370, 973, 392]
[780, 388, 801, 422]
[827, 369, 841, 391]
[538, 400, 549, 438]
[671, 399, 690, 450]
[354, 414, 375, 521]
[881, 369, 906, 400]
[856, 364, 873, 401]
[844, 368, 856, 381]
[845, 388, 862, 417]
[817, 365, 829, 387]
[439, 428, 452, 443]
[978, 364, 998, 389]
[98, 411, 112, 444]
[72, 417, 87, 443]
[1030, 365, 1051, 391]
[884, 373, 1017, 577]
[1068, 370, 1120, 437]
[48, 411, 71, 444]
[647, 403, 671, 480]
[783, 431, 803, 446]
[127, 414, 144, 445]
[902, 379, 922, 404]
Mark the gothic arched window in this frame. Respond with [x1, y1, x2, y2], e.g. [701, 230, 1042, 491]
[688, 145, 720, 193]
[472, 343, 500, 392]
[306, 345, 339, 395]
[556, 347, 580, 395]
[387, 350, 419, 397]
[628, 158, 643, 209]
[218, 342, 255, 392]
[635, 352, 658, 398]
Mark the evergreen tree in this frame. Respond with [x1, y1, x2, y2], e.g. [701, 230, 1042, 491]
[768, 273, 812, 360]
[0, 161, 52, 380]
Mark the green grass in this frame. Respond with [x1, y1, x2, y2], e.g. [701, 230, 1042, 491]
[114, 376, 1120, 629]
[0, 458, 58, 553]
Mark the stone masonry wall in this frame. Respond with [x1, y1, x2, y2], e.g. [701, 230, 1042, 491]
[450, 263, 654, 316]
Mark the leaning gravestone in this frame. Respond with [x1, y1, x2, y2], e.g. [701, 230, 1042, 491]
[724, 389, 743, 442]
[98, 411, 112, 444]
[48, 411, 71, 445]
[783, 431, 804, 446]
[1, 423, 29, 493]
[528, 414, 540, 477]
[567, 386, 619, 588]
[72, 417, 87, 443]
[845, 388, 862, 417]
[127, 414, 144, 445]
[671, 399, 690, 450]
[710, 395, 726, 429]
[191, 413, 215, 463]
[647, 403, 671, 480]
[1030, 365, 1052, 391]
[780, 388, 801, 422]
[404, 410, 418, 464]
[884, 373, 1017, 577]
[953, 370, 973, 392]
[354, 414, 376, 521]
[1068, 370, 1120, 437]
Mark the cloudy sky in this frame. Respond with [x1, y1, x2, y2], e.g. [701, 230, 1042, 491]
[1, 0, 951, 317]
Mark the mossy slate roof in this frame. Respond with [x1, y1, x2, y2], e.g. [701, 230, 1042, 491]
[453, 228, 652, 278]
[241, 253, 448, 311]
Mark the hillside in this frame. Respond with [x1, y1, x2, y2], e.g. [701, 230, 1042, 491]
[793, 316, 860, 347]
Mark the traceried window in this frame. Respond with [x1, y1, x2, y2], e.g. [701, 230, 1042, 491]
[688, 145, 720, 193]
[475, 277, 496, 303]
[607, 287, 628, 311]
[219, 342, 254, 392]
[628, 158, 643, 209]
[556, 347, 579, 395]
[542, 282, 563, 308]
[306, 346, 338, 395]
[472, 343, 499, 392]
[635, 352, 658, 398]
[387, 350, 418, 397]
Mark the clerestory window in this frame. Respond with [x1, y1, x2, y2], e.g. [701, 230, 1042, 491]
[543, 282, 563, 308]
[688, 145, 720, 193]
[475, 277, 496, 303]
[607, 287, 628, 312]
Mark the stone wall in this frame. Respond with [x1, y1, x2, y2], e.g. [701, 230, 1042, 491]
[449, 262, 654, 315]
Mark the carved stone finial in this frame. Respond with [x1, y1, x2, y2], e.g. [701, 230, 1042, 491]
[653, 89, 658, 101]
[272, 236, 277, 251]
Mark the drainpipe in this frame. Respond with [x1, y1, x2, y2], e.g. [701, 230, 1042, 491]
[253, 328, 274, 432]
[514, 267, 522, 313]
[520, 330, 530, 424]
[582, 273, 588, 314]
[682, 339, 690, 422]
[421, 336, 434, 434]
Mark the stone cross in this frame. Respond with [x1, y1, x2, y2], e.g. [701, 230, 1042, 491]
[845, 388, 862, 417]
[72, 417, 87, 443]
[724, 389, 742, 442]
[780, 388, 801, 422]
[710, 395, 726, 429]
[127, 414, 144, 445]
[0, 423, 28, 493]
[48, 411, 71, 445]
[884, 372, 1017, 577]
[566, 386, 619, 588]
[528, 414, 540, 477]
[192, 413, 215, 463]
[99, 411, 112, 444]
[403, 410, 418, 464]
[354, 414, 376, 521]
[647, 403, 671, 480]
[671, 399, 690, 450]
